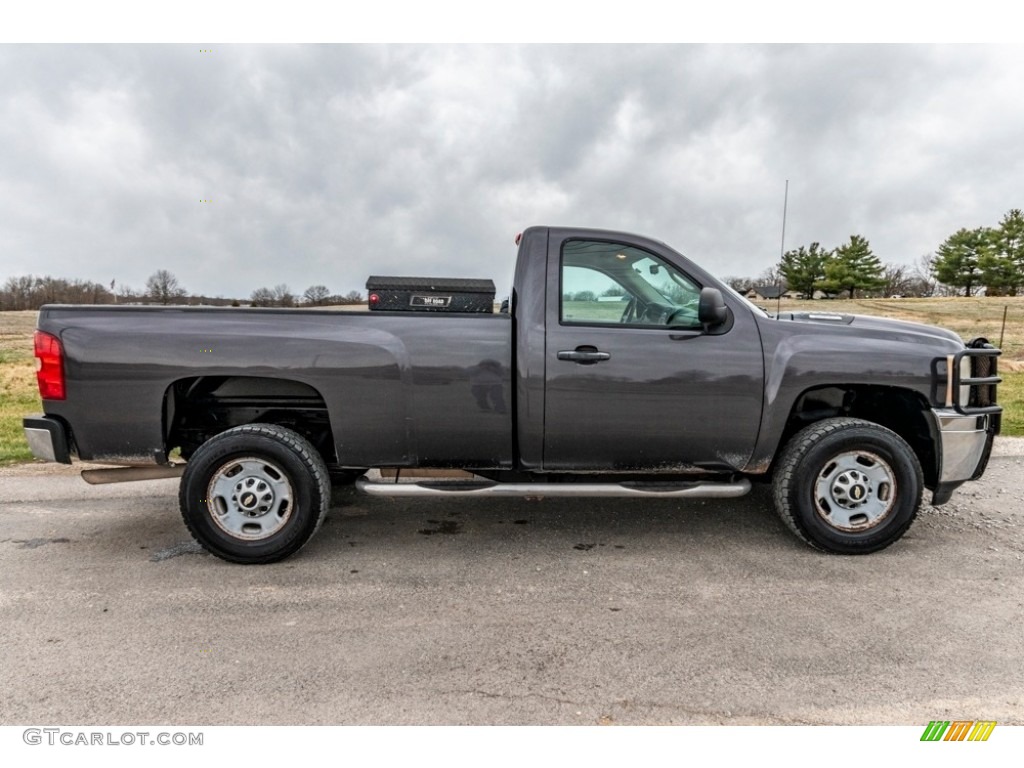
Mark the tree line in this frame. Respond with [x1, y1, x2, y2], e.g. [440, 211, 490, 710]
[248, 284, 363, 308]
[727, 208, 1023, 300]
[7, 209, 1020, 309]
[0, 269, 364, 310]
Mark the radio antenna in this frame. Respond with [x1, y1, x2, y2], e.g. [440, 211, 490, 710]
[777, 179, 789, 316]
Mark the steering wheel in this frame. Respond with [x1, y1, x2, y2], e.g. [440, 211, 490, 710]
[665, 307, 697, 327]
[640, 303, 672, 324]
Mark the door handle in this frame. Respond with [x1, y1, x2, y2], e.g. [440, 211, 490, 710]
[557, 347, 611, 364]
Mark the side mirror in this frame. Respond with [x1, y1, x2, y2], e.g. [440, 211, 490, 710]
[698, 287, 728, 329]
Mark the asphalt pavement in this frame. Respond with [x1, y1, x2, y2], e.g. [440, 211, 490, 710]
[1, 445, 1023, 725]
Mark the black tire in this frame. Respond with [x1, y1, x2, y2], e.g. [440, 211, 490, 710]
[772, 417, 922, 554]
[178, 423, 330, 564]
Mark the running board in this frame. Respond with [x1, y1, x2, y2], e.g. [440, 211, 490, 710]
[356, 477, 751, 499]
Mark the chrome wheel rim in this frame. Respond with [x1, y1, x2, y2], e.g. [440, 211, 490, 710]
[206, 457, 294, 540]
[814, 450, 897, 532]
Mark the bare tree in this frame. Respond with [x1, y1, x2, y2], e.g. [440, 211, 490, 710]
[881, 264, 908, 297]
[272, 284, 295, 307]
[1, 275, 36, 310]
[250, 287, 276, 307]
[1, 275, 113, 309]
[912, 254, 940, 297]
[757, 266, 787, 290]
[302, 284, 330, 306]
[146, 270, 188, 305]
[724, 276, 754, 293]
[117, 284, 141, 303]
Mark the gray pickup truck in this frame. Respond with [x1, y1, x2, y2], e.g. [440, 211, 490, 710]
[23, 226, 1001, 563]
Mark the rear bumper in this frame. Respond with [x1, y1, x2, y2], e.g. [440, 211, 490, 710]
[930, 409, 997, 505]
[22, 415, 72, 464]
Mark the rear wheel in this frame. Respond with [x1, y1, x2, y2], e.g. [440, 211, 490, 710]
[179, 423, 330, 564]
[773, 418, 922, 554]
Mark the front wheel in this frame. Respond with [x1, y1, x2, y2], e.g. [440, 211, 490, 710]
[772, 418, 923, 554]
[179, 423, 330, 564]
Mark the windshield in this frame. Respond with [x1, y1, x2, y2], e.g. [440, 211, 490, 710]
[629, 256, 700, 306]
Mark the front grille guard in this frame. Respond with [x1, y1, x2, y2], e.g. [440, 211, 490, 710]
[931, 338, 1002, 416]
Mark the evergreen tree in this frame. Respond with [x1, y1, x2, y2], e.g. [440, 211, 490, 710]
[779, 242, 831, 298]
[932, 227, 989, 296]
[822, 235, 885, 299]
[986, 208, 1024, 295]
[978, 245, 1017, 295]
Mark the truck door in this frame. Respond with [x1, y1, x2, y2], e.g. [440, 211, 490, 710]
[542, 236, 764, 472]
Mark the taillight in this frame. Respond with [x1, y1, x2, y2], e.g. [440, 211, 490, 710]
[34, 330, 66, 400]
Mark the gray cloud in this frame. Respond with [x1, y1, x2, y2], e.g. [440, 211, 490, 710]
[1, 44, 1022, 299]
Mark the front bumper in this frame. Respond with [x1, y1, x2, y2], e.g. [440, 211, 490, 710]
[23, 415, 72, 464]
[930, 409, 997, 505]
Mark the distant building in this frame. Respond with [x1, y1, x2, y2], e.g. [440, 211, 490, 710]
[746, 285, 800, 301]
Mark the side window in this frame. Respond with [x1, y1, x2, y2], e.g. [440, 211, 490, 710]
[562, 265, 631, 324]
[560, 240, 702, 329]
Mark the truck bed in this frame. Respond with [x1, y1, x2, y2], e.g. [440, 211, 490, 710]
[37, 305, 514, 468]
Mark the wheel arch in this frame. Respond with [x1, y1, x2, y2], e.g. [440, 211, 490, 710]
[163, 375, 338, 466]
[770, 384, 938, 490]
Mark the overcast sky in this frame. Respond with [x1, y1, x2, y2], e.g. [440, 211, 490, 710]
[2, 44, 1023, 299]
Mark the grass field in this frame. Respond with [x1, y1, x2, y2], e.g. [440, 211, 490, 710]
[1, 300, 1022, 464]
[1, 311, 42, 465]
